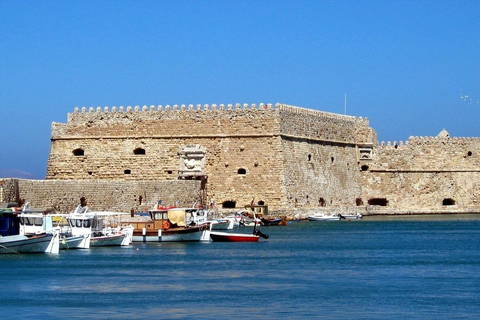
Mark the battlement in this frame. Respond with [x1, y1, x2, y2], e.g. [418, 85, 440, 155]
[276, 103, 368, 124]
[72, 102, 275, 114]
[66, 102, 367, 124]
[379, 136, 480, 149]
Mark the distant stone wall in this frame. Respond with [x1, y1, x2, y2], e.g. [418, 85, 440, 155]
[0, 178, 201, 213]
[359, 134, 480, 213]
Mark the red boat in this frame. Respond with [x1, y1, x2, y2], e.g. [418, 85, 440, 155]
[210, 225, 269, 242]
[210, 231, 260, 242]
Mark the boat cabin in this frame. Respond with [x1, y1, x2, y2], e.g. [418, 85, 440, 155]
[244, 204, 268, 217]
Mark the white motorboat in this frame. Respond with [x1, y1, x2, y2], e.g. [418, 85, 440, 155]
[209, 219, 234, 230]
[0, 233, 57, 254]
[0, 205, 59, 254]
[307, 213, 342, 221]
[340, 213, 363, 220]
[67, 211, 133, 247]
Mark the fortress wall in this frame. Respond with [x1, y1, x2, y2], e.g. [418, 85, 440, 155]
[373, 136, 480, 171]
[361, 171, 480, 211]
[53, 103, 276, 138]
[41, 102, 480, 215]
[47, 104, 288, 211]
[0, 178, 201, 213]
[275, 104, 365, 211]
[281, 138, 363, 210]
[276, 104, 362, 143]
[46, 135, 287, 211]
[360, 136, 480, 212]
[47, 103, 279, 180]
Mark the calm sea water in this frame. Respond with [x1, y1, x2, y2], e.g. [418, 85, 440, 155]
[1, 215, 480, 320]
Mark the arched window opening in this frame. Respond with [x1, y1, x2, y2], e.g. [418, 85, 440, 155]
[331, 156, 335, 163]
[467, 151, 472, 157]
[356, 198, 363, 206]
[134, 148, 146, 155]
[73, 148, 84, 156]
[258, 200, 265, 205]
[368, 198, 388, 206]
[361, 165, 369, 171]
[222, 200, 236, 209]
[442, 198, 455, 206]
[319, 198, 326, 207]
[238, 168, 247, 175]
[308, 154, 312, 161]
[124, 169, 131, 174]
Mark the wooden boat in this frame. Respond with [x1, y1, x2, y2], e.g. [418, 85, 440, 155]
[260, 218, 285, 226]
[124, 207, 210, 242]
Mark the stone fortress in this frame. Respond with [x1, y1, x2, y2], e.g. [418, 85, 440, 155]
[1, 103, 479, 216]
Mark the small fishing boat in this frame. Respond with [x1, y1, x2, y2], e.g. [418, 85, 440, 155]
[340, 213, 363, 220]
[0, 233, 56, 254]
[210, 231, 260, 242]
[59, 235, 86, 249]
[307, 213, 343, 221]
[209, 219, 234, 230]
[124, 206, 210, 242]
[66, 211, 133, 247]
[210, 212, 269, 242]
[0, 204, 59, 254]
[260, 217, 285, 226]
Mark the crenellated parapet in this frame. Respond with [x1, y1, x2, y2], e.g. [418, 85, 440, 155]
[371, 130, 480, 172]
[70, 102, 275, 119]
[276, 103, 374, 146]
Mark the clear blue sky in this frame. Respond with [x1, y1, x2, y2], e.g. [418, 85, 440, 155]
[1, 0, 479, 179]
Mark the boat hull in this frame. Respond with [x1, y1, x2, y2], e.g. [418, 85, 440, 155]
[132, 226, 205, 242]
[60, 235, 87, 249]
[210, 220, 233, 230]
[0, 234, 54, 254]
[90, 234, 125, 246]
[210, 232, 259, 242]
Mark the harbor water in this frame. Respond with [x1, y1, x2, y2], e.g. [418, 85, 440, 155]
[1, 215, 480, 319]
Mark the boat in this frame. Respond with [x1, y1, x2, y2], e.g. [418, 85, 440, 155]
[0, 233, 57, 254]
[260, 217, 285, 226]
[210, 212, 269, 242]
[307, 213, 343, 221]
[59, 235, 87, 249]
[88, 211, 133, 246]
[0, 204, 59, 254]
[340, 213, 363, 220]
[66, 211, 133, 247]
[210, 231, 260, 242]
[63, 213, 93, 248]
[124, 206, 210, 242]
[209, 219, 234, 230]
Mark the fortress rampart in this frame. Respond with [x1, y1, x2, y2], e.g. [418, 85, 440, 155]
[2, 103, 478, 216]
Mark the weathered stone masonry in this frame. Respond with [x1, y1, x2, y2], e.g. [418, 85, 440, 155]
[1, 103, 479, 216]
